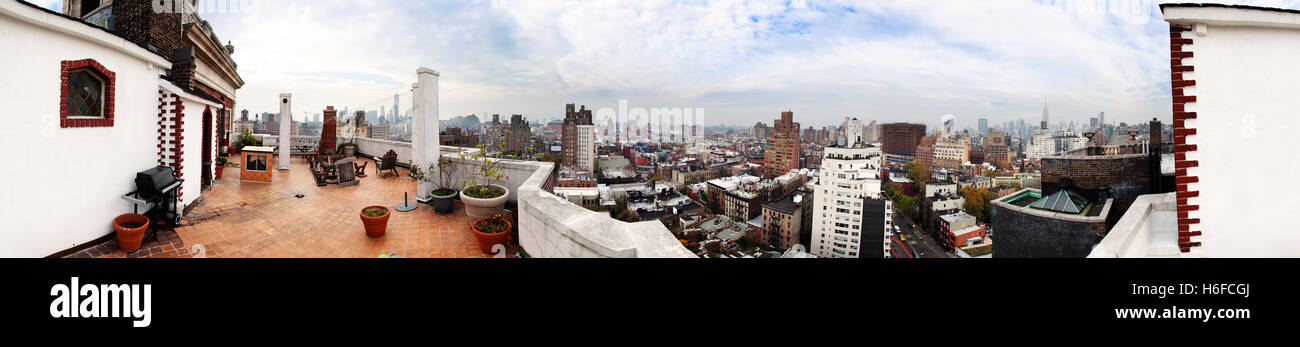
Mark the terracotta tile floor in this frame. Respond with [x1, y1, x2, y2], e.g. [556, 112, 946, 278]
[83, 154, 513, 259]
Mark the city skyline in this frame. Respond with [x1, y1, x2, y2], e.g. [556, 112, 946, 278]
[27, 0, 1300, 130]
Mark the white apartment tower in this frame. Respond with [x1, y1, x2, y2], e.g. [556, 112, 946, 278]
[1027, 125, 1054, 159]
[842, 117, 863, 147]
[810, 143, 890, 258]
[577, 125, 596, 172]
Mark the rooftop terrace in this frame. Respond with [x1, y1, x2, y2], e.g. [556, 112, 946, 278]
[69, 139, 696, 259]
[70, 154, 506, 258]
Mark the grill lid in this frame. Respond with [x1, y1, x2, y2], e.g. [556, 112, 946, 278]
[135, 166, 178, 200]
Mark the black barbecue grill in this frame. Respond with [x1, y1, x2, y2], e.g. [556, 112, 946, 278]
[122, 166, 185, 245]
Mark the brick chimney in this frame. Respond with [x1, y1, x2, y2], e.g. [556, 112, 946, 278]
[318, 106, 338, 154]
[111, 0, 183, 61]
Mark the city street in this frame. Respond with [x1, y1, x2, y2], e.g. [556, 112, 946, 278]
[892, 211, 954, 258]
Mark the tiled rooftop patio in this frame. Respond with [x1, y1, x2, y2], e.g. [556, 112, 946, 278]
[71, 154, 512, 258]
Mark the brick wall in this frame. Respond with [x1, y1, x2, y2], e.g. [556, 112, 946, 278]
[1040, 155, 1152, 202]
[1169, 24, 1201, 253]
[112, 0, 182, 61]
[156, 90, 185, 203]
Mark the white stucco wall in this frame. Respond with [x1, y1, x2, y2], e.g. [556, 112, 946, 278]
[513, 159, 696, 258]
[356, 137, 413, 164]
[1165, 6, 1300, 257]
[0, 3, 175, 257]
[176, 98, 219, 210]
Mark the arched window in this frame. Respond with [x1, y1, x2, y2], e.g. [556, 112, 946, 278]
[60, 59, 116, 128]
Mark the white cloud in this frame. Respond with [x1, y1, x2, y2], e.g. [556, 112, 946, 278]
[190, 0, 1296, 129]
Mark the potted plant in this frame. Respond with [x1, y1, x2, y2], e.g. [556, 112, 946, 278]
[215, 156, 228, 179]
[458, 146, 510, 219]
[232, 129, 261, 154]
[113, 213, 150, 253]
[420, 156, 462, 215]
[471, 213, 512, 255]
[338, 142, 359, 157]
[360, 206, 390, 238]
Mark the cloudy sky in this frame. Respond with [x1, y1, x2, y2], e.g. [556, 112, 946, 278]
[30, 0, 1300, 130]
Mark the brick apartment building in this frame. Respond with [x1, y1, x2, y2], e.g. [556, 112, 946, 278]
[439, 127, 479, 147]
[505, 114, 531, 154]
[882, 123, 926, 165]
[559, 104, 596, 172]
[763, 111, 800, 178]
[987, 129, 1010, 169]
[761, 191, 813, 250]
[481, 114, 505, 152]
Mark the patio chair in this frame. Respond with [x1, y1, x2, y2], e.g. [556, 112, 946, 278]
[354, 160, 369, 178]
[320, 151, 339, 182]
[306, 154, 328, 186]
[377, 150, 399, 177]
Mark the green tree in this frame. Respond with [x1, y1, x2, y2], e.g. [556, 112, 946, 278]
[895, 195, 920, 221]
[958, 186, 995, 223]
[904, 162, 932, 183]
[883, 181, 900, 199]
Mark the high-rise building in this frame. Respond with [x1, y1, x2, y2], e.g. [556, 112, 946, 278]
[752, 122, 770, 139]
[505, 114, 531, 154]
[932, 136, 970, 169]
[987, 129, 1010, 169]
[881, 123, 926, 165]
[1027, 121, 1054, 159]
[865, 120, 879, 143]
[978, 118, 988, 137]
[763, 111, 801, 178]
[368, 124, 390, 140]
[576, 124, 596, 172]
[810, 144, 889, 258]
[482, 114, 505, 153]
[1042, 100, 1050, 126]
[561, 104, 594, 168]
[843, 117, 862, 147]
[915, 135, 937, 168]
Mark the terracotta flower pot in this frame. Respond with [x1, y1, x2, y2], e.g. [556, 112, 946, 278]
[215, 165, 225, 179]
[113, 214, 150, 253]
[360, 206, 390, 238]
[472, 217, 512, 255]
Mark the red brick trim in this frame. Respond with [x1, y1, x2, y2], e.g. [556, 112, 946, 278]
[157, 90, 186, 204]
[59, 59, 116, 128]
[1170, 25, 1200, 253]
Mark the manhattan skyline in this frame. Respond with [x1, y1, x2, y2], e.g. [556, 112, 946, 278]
[29, 0, 1300, 129]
